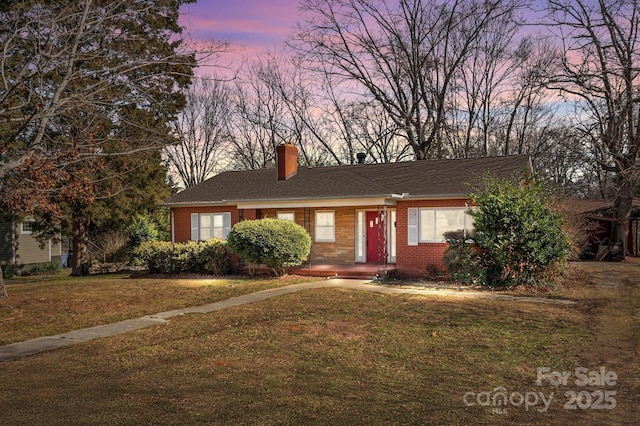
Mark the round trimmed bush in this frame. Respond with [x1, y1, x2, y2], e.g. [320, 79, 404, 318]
[227, 218, 311, 275]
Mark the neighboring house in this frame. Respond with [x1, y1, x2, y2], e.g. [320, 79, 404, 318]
[0, 219, 63, 266]
[163, 144, 532, 277]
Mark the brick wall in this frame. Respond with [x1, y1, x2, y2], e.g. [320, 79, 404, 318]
[173, 199, 473, 277]
[395, 199, 471, 277]
[261, 206, 359, 265]
[175, 206, 358, 265]
[240, 209, 258, 221]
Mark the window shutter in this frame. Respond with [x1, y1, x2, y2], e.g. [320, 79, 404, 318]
[222, 212, 232, 239]
[408, 208, 418, 246]
[191, 213, 199, 241]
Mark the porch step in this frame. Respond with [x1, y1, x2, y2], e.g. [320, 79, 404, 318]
[242, 264, 395, 279]
[288, 265, 395, 279]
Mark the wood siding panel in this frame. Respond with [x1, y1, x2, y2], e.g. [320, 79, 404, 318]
[16, 232, 51, 264]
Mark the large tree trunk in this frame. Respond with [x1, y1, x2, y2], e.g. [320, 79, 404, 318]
[0, 264, 7, 298]
[613, 179, 635, 260]
[71, 209, 90, 276]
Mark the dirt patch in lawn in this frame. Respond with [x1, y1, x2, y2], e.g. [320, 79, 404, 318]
[280, 319, 371, 342]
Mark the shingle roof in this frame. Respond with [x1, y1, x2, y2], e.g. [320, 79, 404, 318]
[163, 155, 532, 206]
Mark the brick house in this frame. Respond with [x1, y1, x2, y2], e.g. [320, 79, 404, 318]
[163, 144, 532, 277]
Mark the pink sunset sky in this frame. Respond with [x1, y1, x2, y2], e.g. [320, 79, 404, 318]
[179, 0, 550, 74]
[180, 0, 302, 60]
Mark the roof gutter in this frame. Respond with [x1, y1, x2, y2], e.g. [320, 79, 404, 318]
[393, 193, 468, 200]
[159, 200, 233, 208]
[162, 192, 469, 209]
[236, 195, 399, 209]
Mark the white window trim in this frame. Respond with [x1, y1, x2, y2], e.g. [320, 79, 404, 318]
[20, 220, 35, 235]
[276, 211, 295, 221]
[190, 212, 232, 241]
[408, 208, 419, 246]
[355, 210, 365, 262]
[417, 207, 474, 243]
[315, 210, 335, 242]
[388, 209, 397, 262]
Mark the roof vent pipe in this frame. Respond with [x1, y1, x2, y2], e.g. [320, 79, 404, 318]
[356, 152, 366, 164]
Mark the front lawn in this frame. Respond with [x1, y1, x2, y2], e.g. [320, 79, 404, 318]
[0, 273, 317, 345]
[0, 262, 638, 425]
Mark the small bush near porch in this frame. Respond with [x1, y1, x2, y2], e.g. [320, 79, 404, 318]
[227, 218, 311, 276]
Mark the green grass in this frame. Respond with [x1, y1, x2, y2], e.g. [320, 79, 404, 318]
[0, 273, 318, 345]
[1, 289, 585, 424]
[1, 263, 638, 425]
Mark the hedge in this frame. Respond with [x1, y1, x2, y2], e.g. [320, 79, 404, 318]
[133, 239, 231, 275]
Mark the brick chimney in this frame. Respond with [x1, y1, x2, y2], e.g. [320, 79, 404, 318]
[276, 143, 298, 181]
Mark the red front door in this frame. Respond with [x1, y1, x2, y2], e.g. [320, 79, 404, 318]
[366, 211, 382, 263]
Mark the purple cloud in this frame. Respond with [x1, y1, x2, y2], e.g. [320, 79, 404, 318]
[180, 0, 300, 53]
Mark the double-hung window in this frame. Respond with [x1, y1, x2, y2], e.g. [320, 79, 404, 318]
[408, 207, 474, 245]
[191, 212, 231, 241]
[315, 211, 335, 242]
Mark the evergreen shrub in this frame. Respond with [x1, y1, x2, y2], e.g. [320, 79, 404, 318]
[133, 239, 231, 275]
[444, 175, 572, 290]
[227, 218, 311, 275]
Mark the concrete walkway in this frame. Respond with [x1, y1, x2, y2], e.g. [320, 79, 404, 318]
[0, 279, 576, 362]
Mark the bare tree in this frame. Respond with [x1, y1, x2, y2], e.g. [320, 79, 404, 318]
[546, 0, 640, 254]
[496, 38, 559, 156]
[345, 101, 412, 163]
[165, 77, 231, 188]
[265, 53, 342, 166]
[292, 0, 524, 160]
[447, 6, 522, 157]
[226, 54, 291, 170]
[227, 51, 338, 170]
[262, 52, 409, 166]
[533, 126, 600, 197]
[0, 269, 6, 298]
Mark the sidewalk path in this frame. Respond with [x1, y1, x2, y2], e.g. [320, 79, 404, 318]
[0, 279, 576, 362]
